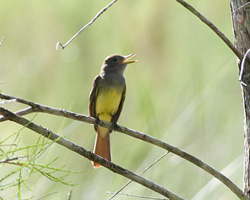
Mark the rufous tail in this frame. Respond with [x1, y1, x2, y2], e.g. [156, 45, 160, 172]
[92, 127, 111, 168]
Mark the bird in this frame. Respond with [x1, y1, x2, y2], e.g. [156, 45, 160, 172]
[88, 53, 137, 168]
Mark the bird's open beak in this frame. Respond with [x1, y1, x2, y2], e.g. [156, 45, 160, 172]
[121, 53, 137, 64]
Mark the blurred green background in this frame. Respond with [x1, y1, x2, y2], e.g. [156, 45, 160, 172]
[0, 0, 243, 199]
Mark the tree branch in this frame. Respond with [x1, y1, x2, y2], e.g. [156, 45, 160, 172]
[0, 107, 183, 200]
[176, 0, 243, 60]
[56, 0, 118, 50]
[0, 93, 248, 199]
[230, 0, 250, 197]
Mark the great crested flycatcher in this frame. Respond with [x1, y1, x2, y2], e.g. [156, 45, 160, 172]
[88, 53, 137, 168]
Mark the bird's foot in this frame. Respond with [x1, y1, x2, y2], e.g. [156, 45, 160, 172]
[95, 116, 100, 125]
[112, 122, 119, 130]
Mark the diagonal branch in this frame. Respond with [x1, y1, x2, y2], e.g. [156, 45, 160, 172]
[0, 93, 93, 123]
[109, 152, 169, 200]
[0, 107, 183, 200]
[0, 93, 248, 200]
[56, 0, 118, 50]
[0, 107, 33, 122]
[176, 0, 243, 60]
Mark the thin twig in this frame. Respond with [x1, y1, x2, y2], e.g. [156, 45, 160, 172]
[0, 36, 4, 47]
[0, 99, 16, 105]
[0, 107, 33, 122]
[0, 157, 19, 164]
[56, 0, 118, 50]
[239, 49, 250, 87]
[0, 144, 17, 147]
[232, 2, 250, 15]
[36, 192, 58, 200]
[107, 192, 168, 200]
[0, 107, 183, 200]
[15, 107, 33, 117]
[176, 0, 243, 60]
[68, 189, 73, 200]
[0, 93, 248, 200]
[109, 152, 169, 200]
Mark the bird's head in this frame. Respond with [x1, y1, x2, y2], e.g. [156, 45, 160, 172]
[101, 54, 137, 76]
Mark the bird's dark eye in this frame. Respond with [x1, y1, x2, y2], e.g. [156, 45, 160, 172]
[112, 58, 117, 62]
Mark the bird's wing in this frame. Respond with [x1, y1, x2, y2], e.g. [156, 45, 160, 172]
[111, 86, 126, 124]
[89, 75, 101, 120]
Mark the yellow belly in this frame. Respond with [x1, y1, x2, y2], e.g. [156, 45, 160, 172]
[95, 88, 122, 122]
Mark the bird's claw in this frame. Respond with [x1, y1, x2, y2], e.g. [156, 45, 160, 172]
[95, 116, 100, 125]
[112, 122, 119, 130]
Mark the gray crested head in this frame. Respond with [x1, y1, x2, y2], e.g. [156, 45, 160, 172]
[100, 54, 136, 77]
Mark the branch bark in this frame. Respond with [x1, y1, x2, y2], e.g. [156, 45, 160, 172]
[0, 93, 248, 200]
[230, 0, 250, 197]
[176, 0, 242, 60]
[0, 107, 183, 200]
